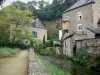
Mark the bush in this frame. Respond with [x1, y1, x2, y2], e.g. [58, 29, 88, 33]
[34, 40, 55, 56]
[0, 48, 19, 58]
[0, 39, 30, 49]
[39, 49, 55, 56]
[72, 50, 90, 66]
[87, 56, 100, 72]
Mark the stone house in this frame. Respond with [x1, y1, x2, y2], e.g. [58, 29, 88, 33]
[30, 19, 47, 42]
[61, 0, 100, 57]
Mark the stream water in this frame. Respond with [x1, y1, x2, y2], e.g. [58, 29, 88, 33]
[43, 56, 100, 75]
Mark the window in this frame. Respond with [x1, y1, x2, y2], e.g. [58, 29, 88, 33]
[77, 12, 82, 20]
[77, 24, 82, 34]
[32, 31, 37, 38]
[65, 16, 69, 20]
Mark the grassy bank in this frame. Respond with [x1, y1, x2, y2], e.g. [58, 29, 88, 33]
[0, 48, 19, 58]
[37, 54, 71, 75]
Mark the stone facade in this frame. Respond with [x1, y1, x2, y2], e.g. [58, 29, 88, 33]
[76, 38, 100, 56]
[30, 19, 47, 42]
[63, 37, 74, 57]
[30, 27, 47, 42]
[62, 0, 100, 57]
[62, 4, 93, 34]
[92, 0, 100, 28]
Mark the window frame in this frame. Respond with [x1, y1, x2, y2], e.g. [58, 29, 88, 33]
[32, 31, 37, 38]
[77, 12, 82, 20]
[77, 24, 83, 34]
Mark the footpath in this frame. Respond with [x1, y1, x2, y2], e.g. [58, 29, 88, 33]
[0, 50, 28, 75]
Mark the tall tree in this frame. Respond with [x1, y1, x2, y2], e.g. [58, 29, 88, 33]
[1, 5, 33, 43]
[13, 1, 26, 10]
[0, 0, 5, 5]
[12, 0, 78, 20]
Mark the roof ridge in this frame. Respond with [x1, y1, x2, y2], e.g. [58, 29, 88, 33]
[64, 0, 95, 12]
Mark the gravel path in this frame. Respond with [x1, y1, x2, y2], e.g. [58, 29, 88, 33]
[0, 50, 28, 75]
[28, 48, 51, 75]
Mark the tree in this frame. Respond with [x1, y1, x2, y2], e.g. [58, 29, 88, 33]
[43, 35, 45, 44]
[0, 0, 5, 5]
[38, 0, 48, 10]
[13, 1, 26, 10]
[1, 5, 33, 43]
[12, 0, 78, 20]
[0, 13, 10, 46]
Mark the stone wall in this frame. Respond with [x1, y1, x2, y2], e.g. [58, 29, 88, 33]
[62, 3, 93, 34]
[76, 38, 100, 56]
[92, 0, 100, 28]
[30, 27, 47, 42]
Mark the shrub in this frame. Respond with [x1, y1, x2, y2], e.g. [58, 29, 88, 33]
[39, 49, 55, 56]
[72, 50, 90, 66]
[87, 56, 100, 72]
[0, 48, 19, 58]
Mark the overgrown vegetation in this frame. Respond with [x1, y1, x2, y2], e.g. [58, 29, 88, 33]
[34, 41, 55, 56]
[0, 4, 33, 49]
[72, 50, 100, 73]
[48, 29, 59, 41]
[13, 0, 78, 20]
[33, 29, 59, 56]
[72, 50, 90, 66]
[38, 54, 71, 75]
[0, 48, 19, 58]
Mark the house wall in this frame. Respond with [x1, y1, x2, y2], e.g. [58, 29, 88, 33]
[92, 0, 100, 28]
[30, 27, 47, 42]
[76, 38, 100, 56]
[62, 4, 93, 34]
[86, 29, 95, 39]
[63, 37, 74, 57]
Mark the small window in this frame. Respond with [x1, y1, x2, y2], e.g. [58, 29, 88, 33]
[32, 31, 37, 38]
[77, 24, 82, 34]
[65, 16, 69, 20]
[77, 12, 82, 20]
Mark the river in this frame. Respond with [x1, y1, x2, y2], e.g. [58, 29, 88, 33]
[43, 56, 100, 75]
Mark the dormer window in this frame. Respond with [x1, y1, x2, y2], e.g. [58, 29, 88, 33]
[77, 12, 82, 20]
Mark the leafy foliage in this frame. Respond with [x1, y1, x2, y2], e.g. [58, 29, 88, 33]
[38, 54, 71, 75]
[13, 0, 78, 20]
[48, 29, 59, 41]
[0, 0, 5, 5]
[72, 50, 90, 66]
[0, 5, 33, 49]
[0, 48, 19, 58]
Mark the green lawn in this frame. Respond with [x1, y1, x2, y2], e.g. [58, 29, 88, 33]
[0, 48, 19, 58]
[37, 54, 71, 75]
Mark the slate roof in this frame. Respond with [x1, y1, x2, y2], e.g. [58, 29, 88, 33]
[61, 32, 74, 40]
[32, 19, 45, 29]
[64, 0, 95, 12]
[87, 26, 100, 34]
